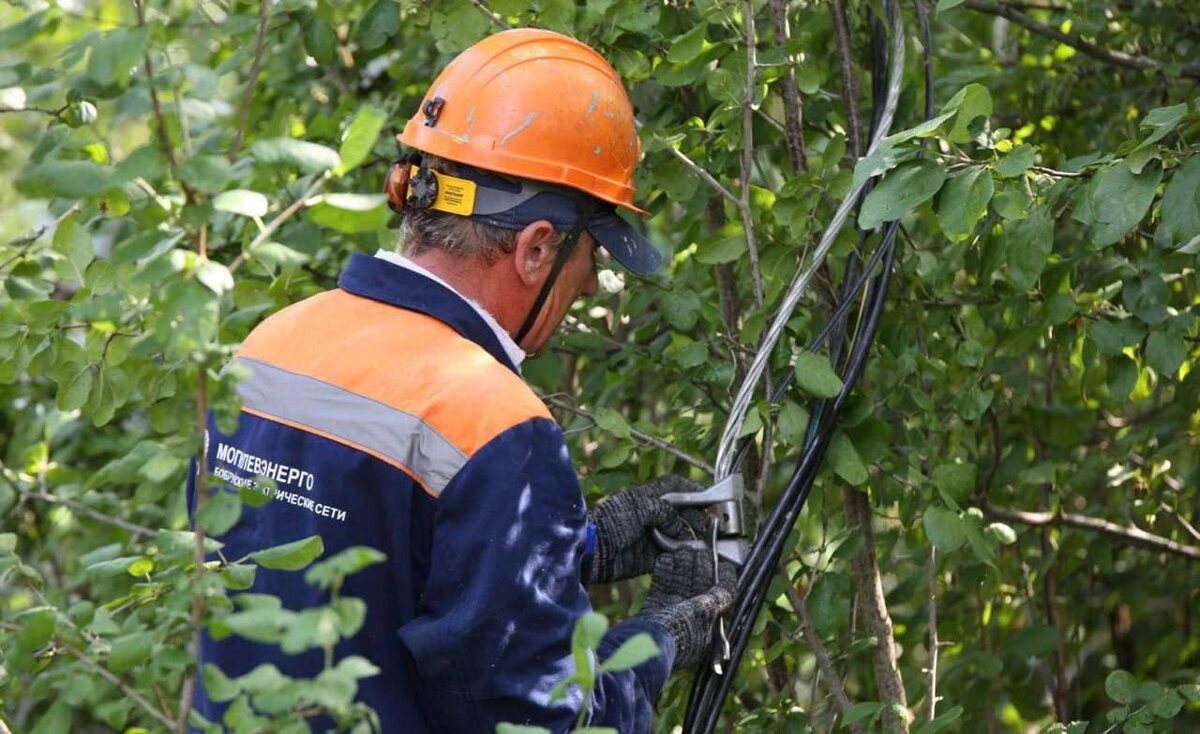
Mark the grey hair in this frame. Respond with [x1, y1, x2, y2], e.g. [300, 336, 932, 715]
[399, 155, 566, 265]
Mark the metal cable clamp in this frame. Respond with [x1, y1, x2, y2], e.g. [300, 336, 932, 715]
[651, 474, 747, 566]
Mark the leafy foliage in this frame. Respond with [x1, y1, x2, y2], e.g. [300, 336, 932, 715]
[1, 0, 1198, 732]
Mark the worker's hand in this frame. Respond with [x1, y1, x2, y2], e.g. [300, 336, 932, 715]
[635, 546, 737, 670]
[589, 475, 707, 583]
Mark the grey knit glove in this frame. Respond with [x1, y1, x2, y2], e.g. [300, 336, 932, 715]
[635, 546, 736, 670]
[589, 475, 707, 583]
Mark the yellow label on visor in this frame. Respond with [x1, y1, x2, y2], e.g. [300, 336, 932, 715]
[410, 166, 477, 216]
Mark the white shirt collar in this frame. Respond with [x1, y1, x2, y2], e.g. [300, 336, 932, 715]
[373, 250, 527, 369]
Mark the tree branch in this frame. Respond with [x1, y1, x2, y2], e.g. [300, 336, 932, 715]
[228, 0, 271, 161]
[470, 0, 512, 30]
[766, 0, 808, 173]
[541, 395, 715, 476]
[653, 133, 742, 210]
[0, 468, 154, 540]
[962, 1, 1200, 79]
[986, 504, 1200, 560]
[830, 0, 864, 159]
[228, 176, 325, 274]
[845, 487, 910, 732]
[0, 103, 69, 118]
[132, 0, 194, 202]
[62, 645, 175, 730]
[740, 0, 765, 309]
[781, 570, 862, 733]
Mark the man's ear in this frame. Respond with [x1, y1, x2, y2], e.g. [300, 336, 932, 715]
[512, 220, 559, 287]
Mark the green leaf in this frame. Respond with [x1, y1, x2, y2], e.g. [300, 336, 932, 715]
[249, 535, 325, 571]
[18, 609, 55, 649]
[224, 608, 285, 644]
[935, 0, 966, 10]
[1151, 690, 1185, 718]
[203, 663, 240, 703]
[883, 109, 957, 146]
[599, 632, 660, 672]
[1106, 670, 1138, 704]
[841, 701, 883, 727]
[993, 144, 1035, 178]
[126, 557, 154, 577]
[214, 190, 269, 218]
[694, 231, 745, 264]
[196, 490, 242, 536]
[1137, 103, 1188, 148]
[1090, 319, 1145, 355]
[793, 351, 844, 398]
[307, 193, 388, 233]
[430, 0, 489, 53]
[1159, 156, 1200, 246]
[932, 463, 976, 505]
[0, 10, 49, 49]
[250, 138, 341, 174]
[52, 217, 93, 283]
[660, 289, 702, 331]
[303, 16, 338, 65]
[304, 546, 388, 589]
[923, 506, 966, 551]
[985, 522, 1018, 545]
[828, 431, 868, 485]
[196, 260, 234, 295]
[591, 407, 632, 439]
[1145, 332, 1186, 378]
[852, 140, 904, 189]
[336, 105, 388, 176]
[858, 160, 947, 230]
[1088, 161, 1162, 247]
[108, 631, 153, 673]
[1006, 624, 1058, 657]
[250, 241, 310, 270]
[941, 83, 992, 144]
[57, 366, 93, 412]
[776, 401, 810, 445]
[936, 167, 993, 242]
[495, 726, 552, 734]
[915, 705, 964, 734]
[19, 160, 115, 199]
[86, 27, 149, 86]
[1003, 209, 1053, 291]
[574, 611, 608, 651]
[807, 572, 851, 636]
[179, 155, 233, 194]
[356, 0, 400, 50]
[1123, 273, 1169, 325]
[667, 24, 708, 64]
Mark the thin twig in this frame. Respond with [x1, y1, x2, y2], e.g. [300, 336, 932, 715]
[926, 545, 939, 722]
[470, 0, 512, 30]
[0, 104, 69, 118]
[740, 0, 765, 309]
[986, 504, 1200, 560]
[228, 176, 325, 274]
[132, 0, 194, 202]
[0, 202, 82, 273]
[653, 134, 742, 210]
[228, 0, 271, 161]
[62, 645, 176, 730]
[781, 569, 862, 733]
[0, 467, 155, 539]
[962, 1, 1200, 79]
[542, 395, 715, 476]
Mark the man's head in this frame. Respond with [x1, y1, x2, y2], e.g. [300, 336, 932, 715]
[385, 29, 660, 357]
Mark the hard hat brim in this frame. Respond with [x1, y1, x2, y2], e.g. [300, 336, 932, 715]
[586, 211, 662, 277]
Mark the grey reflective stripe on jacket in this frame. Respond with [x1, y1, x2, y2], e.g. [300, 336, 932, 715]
[230, 356, 468, 496]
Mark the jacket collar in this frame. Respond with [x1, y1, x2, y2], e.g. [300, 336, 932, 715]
[338, 252, 521, 374]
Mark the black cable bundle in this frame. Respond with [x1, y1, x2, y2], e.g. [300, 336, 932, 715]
[680, 0, 935, 729]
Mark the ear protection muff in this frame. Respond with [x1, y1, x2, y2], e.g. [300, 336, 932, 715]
[384, 153, 424, 213]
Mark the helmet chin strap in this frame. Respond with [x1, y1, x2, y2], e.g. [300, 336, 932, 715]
[514, 197, 597, 347]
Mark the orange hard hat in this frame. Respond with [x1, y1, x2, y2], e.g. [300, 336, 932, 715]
[398, 28, 645, 216]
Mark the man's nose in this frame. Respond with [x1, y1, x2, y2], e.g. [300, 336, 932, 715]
[581, 266, 600, 298]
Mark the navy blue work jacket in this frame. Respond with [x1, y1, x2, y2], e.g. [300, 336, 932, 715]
[188, 253, 673, 732]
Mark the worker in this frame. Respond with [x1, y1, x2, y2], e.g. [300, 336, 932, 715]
[189, 28, 733, 732]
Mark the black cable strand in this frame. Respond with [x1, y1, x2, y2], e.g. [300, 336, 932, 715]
[682, 0, 933, 725]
